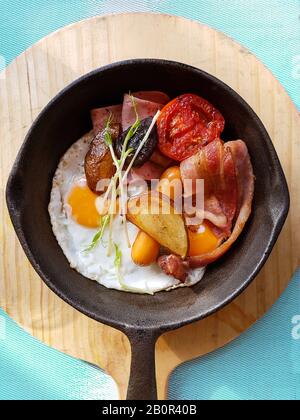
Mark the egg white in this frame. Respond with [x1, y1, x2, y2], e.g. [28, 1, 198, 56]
[48, 131, 205, 294]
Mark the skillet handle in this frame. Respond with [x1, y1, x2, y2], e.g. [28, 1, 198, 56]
[126, 329, 160, 400]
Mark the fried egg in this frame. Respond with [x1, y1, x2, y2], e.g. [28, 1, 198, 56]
[48, 131, 205, 294]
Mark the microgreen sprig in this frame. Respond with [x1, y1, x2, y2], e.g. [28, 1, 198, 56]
[85, 96, 160, 293]
[122, 110, 161, 183]
[83, 214, 111, 253]
[114, 243, 122, 283]
[121, 95, 141, 157]
[105, 126, 132, 251]
[102, 95, 142, 250]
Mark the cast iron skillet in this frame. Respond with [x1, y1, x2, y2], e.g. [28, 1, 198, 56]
[6, 59, 289, 400]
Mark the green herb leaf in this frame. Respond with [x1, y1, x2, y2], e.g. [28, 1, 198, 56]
[130, 93, 139, 122]
[104, 130, 113, 147]
[121, 94, 141, 156]
[124, 147, 134, 159]
[114, 243, 123, 284]
[105, 112, 113, 129]
[103, 112, 113, 147]
[114, 243, 122, 269]
[122, 119, 141, 154]
[83, 215, 111, 253]
[121, 110, 160, 183]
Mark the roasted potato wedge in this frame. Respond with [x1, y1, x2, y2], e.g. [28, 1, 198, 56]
[85, 124, 120, 193]
[127, 192, 188, 258]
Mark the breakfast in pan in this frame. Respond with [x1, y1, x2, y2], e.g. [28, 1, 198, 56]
[7, 58, 289, 400]
[49, 90, 255, 294]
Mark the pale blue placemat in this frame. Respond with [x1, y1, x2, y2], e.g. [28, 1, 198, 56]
[1, 0, 299, 400]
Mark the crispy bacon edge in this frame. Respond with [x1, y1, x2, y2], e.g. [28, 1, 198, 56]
[188, 140, 254, 267]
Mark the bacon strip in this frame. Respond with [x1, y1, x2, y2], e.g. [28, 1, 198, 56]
[130, 161, 164, 182]
[159, 140, 254, 280]
[188, 140, 254, 267]
[180, 139, 238, 236]
[91, 105, 122, 134]
[131, 91, 170, 105]
[91, 91, 168, 139]
[158, 255, 189, 283]
[122, 93, 164, 130]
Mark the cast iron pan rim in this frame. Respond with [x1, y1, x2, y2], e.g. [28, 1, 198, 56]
[6, 58, 290, 333]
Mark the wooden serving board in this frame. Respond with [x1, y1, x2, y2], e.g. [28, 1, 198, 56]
[0, 13, 299, 400]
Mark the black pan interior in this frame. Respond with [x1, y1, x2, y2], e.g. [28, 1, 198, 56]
[6, 60, 289, 333]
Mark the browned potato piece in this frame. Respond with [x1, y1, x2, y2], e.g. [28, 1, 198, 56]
[84, 124, 120, 193]
[127, 191, 188, 258]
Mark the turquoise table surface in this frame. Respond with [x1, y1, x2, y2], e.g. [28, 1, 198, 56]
[0, 0, 300, 400]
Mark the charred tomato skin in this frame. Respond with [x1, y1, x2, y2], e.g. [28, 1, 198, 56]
[115, 117, 158, 167]
[157, 93, 225, 162]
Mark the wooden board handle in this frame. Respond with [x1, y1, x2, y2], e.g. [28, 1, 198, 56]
[126, 329, 160, 400]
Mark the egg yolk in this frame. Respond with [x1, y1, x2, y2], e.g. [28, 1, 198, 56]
[188, 222, 220, 256]
[67, 185, 101, 228]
